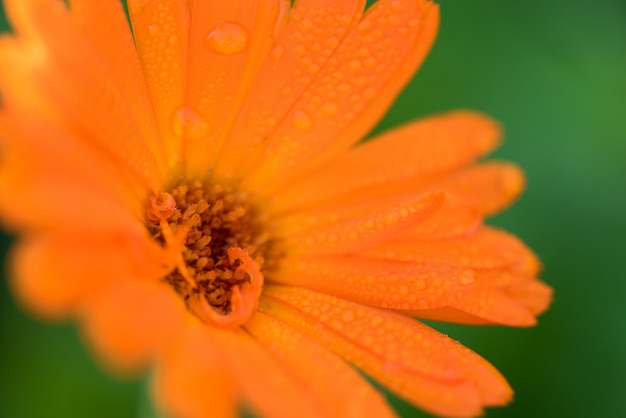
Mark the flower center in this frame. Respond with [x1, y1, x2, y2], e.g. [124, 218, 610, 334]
[146, 180, 274, 328]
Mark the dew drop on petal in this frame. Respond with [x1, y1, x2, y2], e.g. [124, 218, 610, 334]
[282, 85, 293, 97]
[342, 310, 355, 323]
[458, 269, 476, 286]
[128, 0, 149, 16]
[206, 22, 249, 55]
[172, 106, 209, 139]
[292, 109, 313, 130]
[322, 102, 338, 115]
[272, 45, 285, 62]
[148, 24, 159, 36]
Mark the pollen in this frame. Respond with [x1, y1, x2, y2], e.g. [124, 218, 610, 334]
[146, 180, 276, 328]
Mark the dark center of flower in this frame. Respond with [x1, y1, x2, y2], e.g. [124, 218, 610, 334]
[145, 180, 276, 328]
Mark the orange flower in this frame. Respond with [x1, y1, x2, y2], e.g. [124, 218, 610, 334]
[0, 1, 552, 417]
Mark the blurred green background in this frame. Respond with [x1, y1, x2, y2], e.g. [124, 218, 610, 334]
[1, 0, 625, 417]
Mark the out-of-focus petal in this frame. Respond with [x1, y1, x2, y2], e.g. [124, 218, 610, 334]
[81, 280, 185, 374]
[154, 320, 237, 418]
[10, 234, 155, 320]
[205, 327, 328, 418]
[1, 0, 163, 191]
[69, 0, 166, 175]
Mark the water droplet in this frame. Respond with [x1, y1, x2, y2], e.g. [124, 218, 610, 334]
[282, 85, 293, 97]
[321, 102, 338, 115]
[169, 35, 178, 45]
[458, 270, 476, 286]
[341, 310, 355, 323]
[348, 59, 362, 71]
[128, 0, 149, 17]
[358, 19, 371, 31]
[272, 45, 284, 62]
[148, 24, 159, 36]
[292, 109, 313, 130]
[206, 22, 249, 55]
[172, 106, 209, 139]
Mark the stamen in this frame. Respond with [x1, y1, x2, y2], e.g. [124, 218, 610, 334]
[146, 180, 276, 328]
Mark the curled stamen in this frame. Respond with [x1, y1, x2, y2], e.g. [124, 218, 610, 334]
[146, 181, 274, 328]
[188, 247, 263, 328]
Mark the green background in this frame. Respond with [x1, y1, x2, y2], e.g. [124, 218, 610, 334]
[1, 0, 625, 417]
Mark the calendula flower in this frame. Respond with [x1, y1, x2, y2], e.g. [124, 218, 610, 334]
[0, 0, 552, 417]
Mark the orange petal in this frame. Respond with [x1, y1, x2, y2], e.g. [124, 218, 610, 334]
[503, 280, 553, 317]
[81, 280, 185, 374]
[213, 0, 365, 181]
[128, 0, 190, 170]
[361, 227, 539, 273]
[402, 283, 538, 327]
[206, 327, 328, 418]
[275, 190, 442, 237]
[262, 286, 512, 417]
[68, 0, 166, 175]
[240, 0, 440, 191]
[1, 0, 162, 192]
[154, 320, 236, 418]
[283, 193, 444, 255]
[271, 254, 540, 325]
[245, 312, 396, 418]
[424, 163, 525, 216]
[183, 1, 285, 175]
[9, 235, 132, 319]
[0, 111, 145, 232]
[404, 199, 483, 240]
[269, 111, 501, 212]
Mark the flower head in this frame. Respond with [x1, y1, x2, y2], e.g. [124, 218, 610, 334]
[0, 0, 551, 417]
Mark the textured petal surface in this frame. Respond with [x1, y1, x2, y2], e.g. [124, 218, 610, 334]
[361, 227, 539, 272]
[241, 0, 440, 191]
[213, 0, 365, 181]
[270, 253, 542, 325]
[262, 286, 512, 417]
[283, 193, 444, 255]
[269, 111, 500, 212]
[205, 328, 328, 418]
[128, 0, 190, 170]
[245, 312, 397, 418]
[183, 0, 286, 175]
